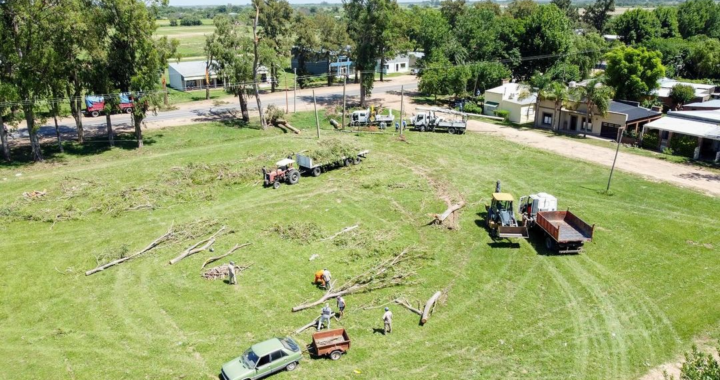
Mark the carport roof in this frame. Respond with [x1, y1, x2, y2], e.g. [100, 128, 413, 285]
[645, 116, 720, 140]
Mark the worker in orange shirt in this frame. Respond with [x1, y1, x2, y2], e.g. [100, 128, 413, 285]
[314, 269, 326, 288]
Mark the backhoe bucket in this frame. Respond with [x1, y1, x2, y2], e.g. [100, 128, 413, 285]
[498, 226, 529, 239]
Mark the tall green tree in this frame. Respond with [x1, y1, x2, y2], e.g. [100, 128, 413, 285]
[344, 0, 400, 107]
[515, 4, 573, 80]
[455, 7, 519, 64]
[551, 0, 579, 23]
[469, 61, 511, 95]
[439, 0, 466, 28]
[292, 14, 320, 89]
[687, 37, 720, 79]
[669, 84, 696, 110]
[473, 0, 501, 16]
[613, 9, 661, 45]
[211, 14, 255, 122]
[541, 82, 572, 131]
[408, 8, 450, 63]
[642, 37, 690, 78]
[254, 0, 293, 93]
[583, 0, 615, 33]
[604, 46, 665, 101]
[677, 0, 720, 39]
[315, 13, 351, 86]
[653, 6, 680, 39]
[0, 0, 69, 161]
[567, 33, 607, 79]
[506, 0, 538, 20]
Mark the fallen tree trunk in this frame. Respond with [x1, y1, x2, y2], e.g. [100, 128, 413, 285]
[421, 291, 443, 325]
[292, 248, 415, 312]
[320, 224, 359, 241]
[330, 119, 340, 129]
[169, 225, 226, 265]
[295, 317, 320, 334]
[431, 201, 465, 228]
[395, 298, 422, 315]
[274, 119, 300, 134]
[86, 225, 174, 276]
[200, 242, 252, 269]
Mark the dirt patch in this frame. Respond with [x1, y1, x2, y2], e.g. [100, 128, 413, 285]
[639, 337, 719, 380]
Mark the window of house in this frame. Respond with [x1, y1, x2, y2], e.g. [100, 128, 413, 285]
[383, 64, 389, 70]
[542, 113, 552, 126]
[400, 63, 406, 68]
[581, 117, 591, 131]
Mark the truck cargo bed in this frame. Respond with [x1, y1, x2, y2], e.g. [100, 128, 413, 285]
[537, 211, 594, 243]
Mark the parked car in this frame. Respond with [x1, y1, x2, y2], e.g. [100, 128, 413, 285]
[411, 68, 420, 75]
[221, 337, 302, 380]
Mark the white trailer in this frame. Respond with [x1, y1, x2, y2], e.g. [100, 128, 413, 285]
[296, 150, 370, 177]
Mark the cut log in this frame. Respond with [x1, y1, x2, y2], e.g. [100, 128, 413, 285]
[200, 242, 252, 269]
[320, 224, 359, 241]
[86, 225, 174, 276]
[169, 225, 226, 265]
[432, 201, 465, 224]
[330, 119, 340, 129]
[295, 317, 320, 334]
[274, 119, 300, 134]
[292, 248, 415, 312]
[421, 291, 443, 325]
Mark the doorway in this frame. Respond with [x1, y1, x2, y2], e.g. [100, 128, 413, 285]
[570, 115, 578, 131]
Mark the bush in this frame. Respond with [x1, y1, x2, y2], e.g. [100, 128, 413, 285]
[663, 147, 675, 155]
[180, 16, 202, 26]
[669, 134, 698, 157]
[463, 102, 482, 114]
[642, 130, 660, 149]
[494, 109, 510, 121]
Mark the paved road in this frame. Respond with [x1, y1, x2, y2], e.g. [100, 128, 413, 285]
[12, 80, 418, 139]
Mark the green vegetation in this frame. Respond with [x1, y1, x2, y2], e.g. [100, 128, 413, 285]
[1, 115, 719, 379]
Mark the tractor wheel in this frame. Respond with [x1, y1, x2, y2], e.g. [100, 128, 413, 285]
[273, 181, 281, 189]
[312, 167, 321, 177]
[91, 111, 99, 118]
[380, 122, 386, 130]
[352, 157, 360, 165]
[330, 350, 342, 361]
[287, 169, 300, 185]
[343, 158, 350, 167]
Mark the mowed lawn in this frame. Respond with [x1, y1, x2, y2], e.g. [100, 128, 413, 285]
[0, 117, 719, 380]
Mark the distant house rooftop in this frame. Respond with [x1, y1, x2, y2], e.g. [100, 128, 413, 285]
[610, 101, 661, 122]
[169, 60, 215, 80]
[684, 99, 720, 109]
[485, 83, 536, 105]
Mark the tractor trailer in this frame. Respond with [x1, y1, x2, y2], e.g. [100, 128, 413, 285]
[518, 193, 595, 253]
[296, 150, 369, 177]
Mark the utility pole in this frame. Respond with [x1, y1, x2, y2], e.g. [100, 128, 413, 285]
[285, 71, 289, 114]
[313, 90, 320, 139]
[606, 127, 624, 193]
[293, 68, 297, 113]
[400, 85, 404, 136]
[342, 75, 347, 129]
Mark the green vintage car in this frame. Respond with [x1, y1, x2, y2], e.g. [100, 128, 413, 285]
[221, 337, 303, 380]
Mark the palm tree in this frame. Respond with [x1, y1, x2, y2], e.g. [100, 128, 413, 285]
[542, 82, 572, 131]
[573, 77, 615, 136]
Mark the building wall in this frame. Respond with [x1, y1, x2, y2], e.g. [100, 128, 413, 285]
[534, 100, 626, 135]
[376, 57, 410, 74]
[484, 91, 534, 123]
[168, 66, 185, 91]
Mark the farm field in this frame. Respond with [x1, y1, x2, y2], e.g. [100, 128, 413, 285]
[1, 115, 719, 379]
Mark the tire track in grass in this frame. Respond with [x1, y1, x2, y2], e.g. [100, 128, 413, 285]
[540, 258, 595, 379]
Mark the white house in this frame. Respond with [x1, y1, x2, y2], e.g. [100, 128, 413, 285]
[168, 61, 220, 92]
[376, 54, 411, 75]
[644, 110, 720, 161]
[483, 83, 537, 124]
[653, 78, 716, 109]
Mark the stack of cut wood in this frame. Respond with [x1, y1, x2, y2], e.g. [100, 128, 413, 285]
[202, 263, 251, 280]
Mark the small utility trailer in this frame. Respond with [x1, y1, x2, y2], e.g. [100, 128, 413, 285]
[311, 328, 351, 360]
[295, 150, 369, 177]
[518, 193, 594, 253]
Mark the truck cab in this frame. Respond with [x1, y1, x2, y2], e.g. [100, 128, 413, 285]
[519, 193, 557, 222]
[350, 110, 370, 125]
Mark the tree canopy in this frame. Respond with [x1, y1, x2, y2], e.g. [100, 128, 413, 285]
[604, 46, 665, 101]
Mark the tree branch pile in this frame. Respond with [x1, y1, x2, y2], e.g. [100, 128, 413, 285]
[202, 263, 253, 280]
[85, 225, 174, 276]
[291, 248, 418, 312]
[169, 225, 226, 265]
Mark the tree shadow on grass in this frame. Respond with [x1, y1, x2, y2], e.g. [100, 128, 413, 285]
[1, 133, 157, 168]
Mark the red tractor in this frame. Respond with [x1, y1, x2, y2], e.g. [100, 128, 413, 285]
[262, 158, 300, 189]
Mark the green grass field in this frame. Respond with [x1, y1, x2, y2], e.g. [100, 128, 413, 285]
[1, 115, 719, 379]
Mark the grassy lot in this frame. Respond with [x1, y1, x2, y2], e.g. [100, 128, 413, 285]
[1, 115, 719, 379]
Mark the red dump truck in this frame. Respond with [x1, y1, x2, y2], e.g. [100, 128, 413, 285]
[84, 93, 134, 117]
[519, 193, 595, 253]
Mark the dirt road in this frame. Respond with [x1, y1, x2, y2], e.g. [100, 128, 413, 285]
[466, 119, 720, 197]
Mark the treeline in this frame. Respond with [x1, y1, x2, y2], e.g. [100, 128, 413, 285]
[0, 0, 179, 162]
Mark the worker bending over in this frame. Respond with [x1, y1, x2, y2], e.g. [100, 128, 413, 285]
[317, 303, 333, 330]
